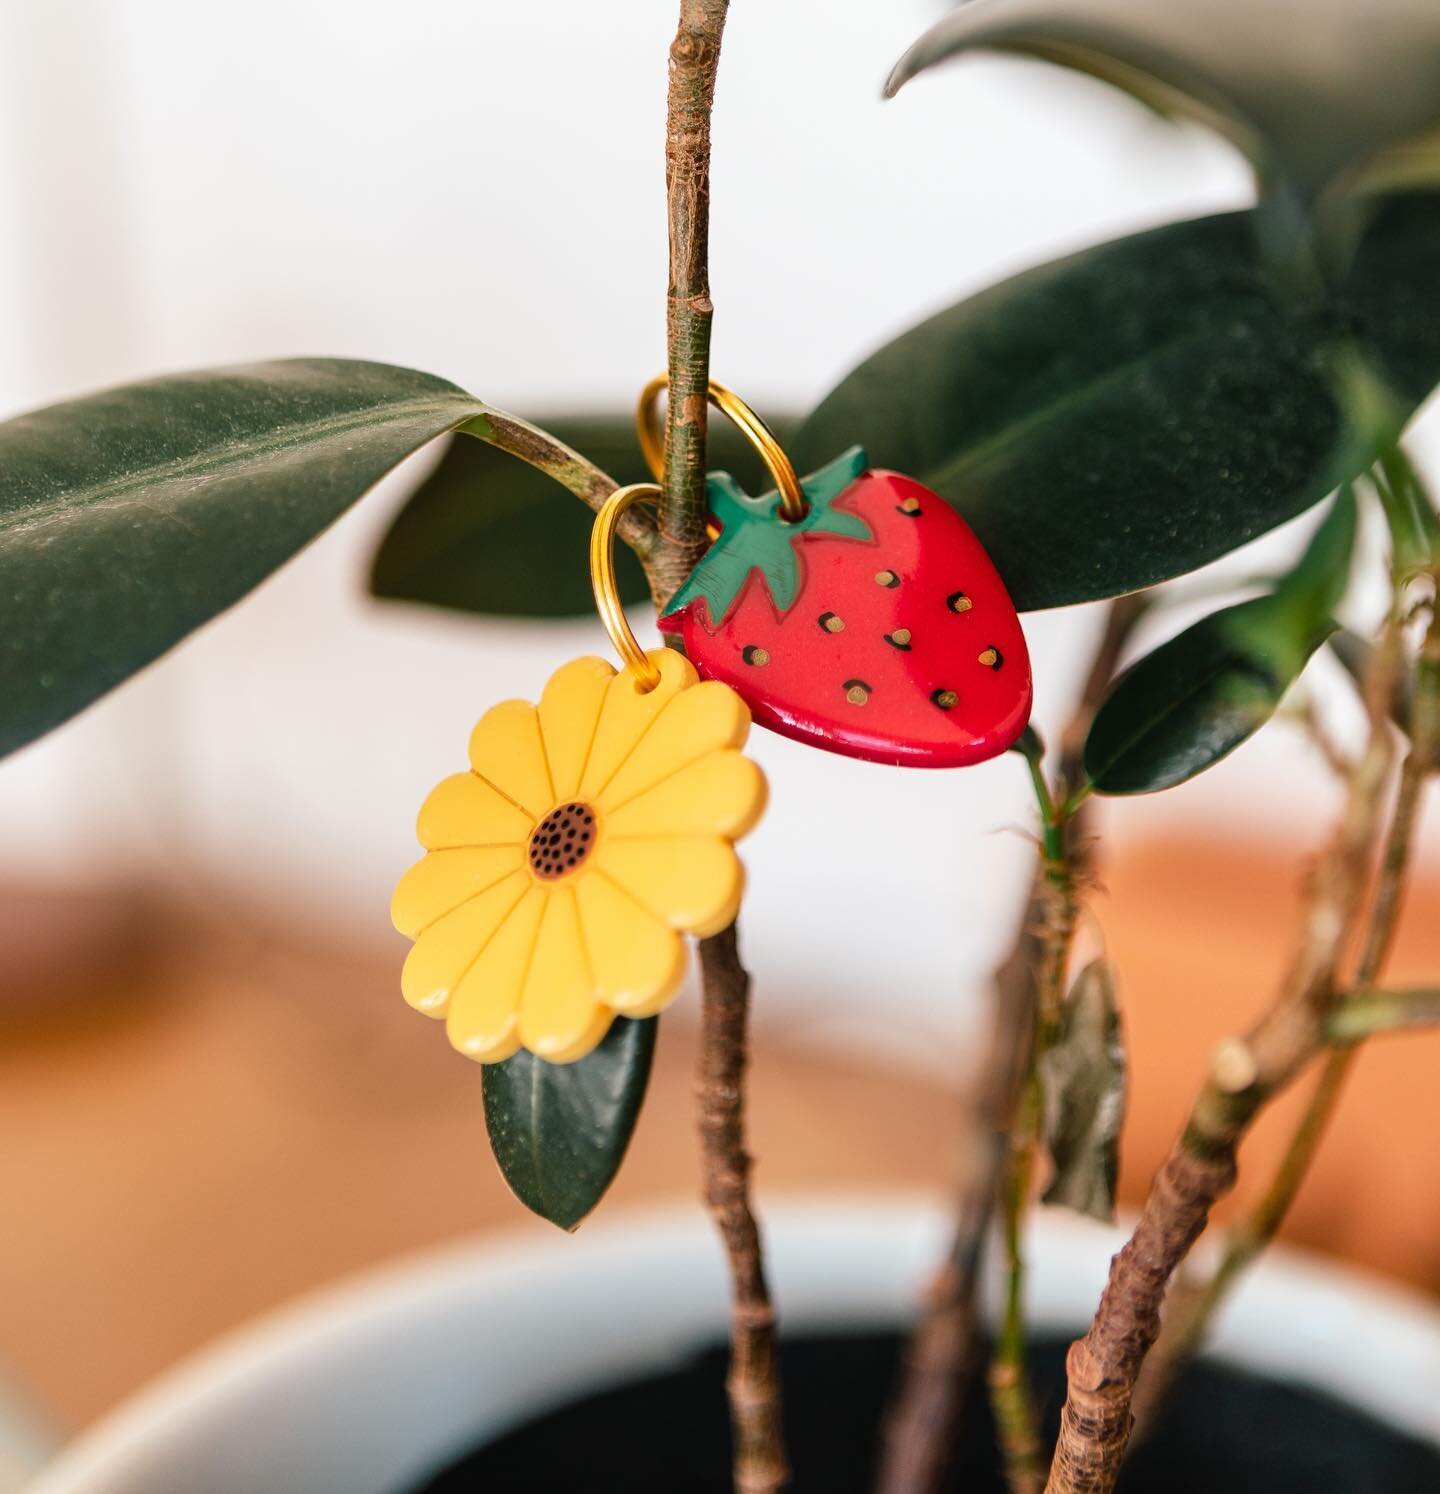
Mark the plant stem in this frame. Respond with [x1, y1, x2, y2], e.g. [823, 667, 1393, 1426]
[1043, 621, 1406, 1494]
[659, 6, 785, 1492]
[1132, 582, 1440, 1428]
[462, 411, 655, 558]
[1328, 986, 1440, 1039]
[874, 872, 1043, 1494]
[697, 924, 788, 1494]
[875, 596, 1145, 1494]
[990, 811, 1078, 1490]
[990, 1069, 1049, 1494]
[654, 0, 729, 608]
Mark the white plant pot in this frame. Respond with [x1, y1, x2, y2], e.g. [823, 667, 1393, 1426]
[28, 1196, 1440, 1494]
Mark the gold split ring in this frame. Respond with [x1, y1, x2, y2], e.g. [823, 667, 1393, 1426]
[589, 483, 664, 692]
[636, 374, 807, 524]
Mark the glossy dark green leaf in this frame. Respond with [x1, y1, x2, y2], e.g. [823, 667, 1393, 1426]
[370, 415, 795, 619]
[0, 358, 487, 758]
[1083, 493, 1355, 794]
[1374, 446, 1440, 575]
[1041, 959, 1126, 1223]
[789, 196, 1440, 612]
[887, 0, 1440, 208]
[482, 1015, 656, 1230]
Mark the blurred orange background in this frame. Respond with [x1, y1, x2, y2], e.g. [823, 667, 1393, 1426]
[2, 833, 1438, 1437]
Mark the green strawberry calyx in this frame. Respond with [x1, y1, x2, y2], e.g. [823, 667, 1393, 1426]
[661, 446, 871, 630]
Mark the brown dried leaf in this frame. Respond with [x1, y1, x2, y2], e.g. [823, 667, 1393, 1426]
[1041, 959, 1127, 1222]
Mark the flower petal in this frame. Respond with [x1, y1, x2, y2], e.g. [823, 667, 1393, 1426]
[595, 681, 751, 811]
[574, 871, 687, 1017]
[538, 656, 616, 801]
[517, 887, 613, 1063]
[390, 845, 526, 938]
[400, 870, 531, 1016]
[605, 751, 767, 842]
[594, 837, 744, 939]
[468, 699, 554, 819]
[579, 649, 698, 802]
[417, 772, 533, 849]
[445, 883, 548, 1061]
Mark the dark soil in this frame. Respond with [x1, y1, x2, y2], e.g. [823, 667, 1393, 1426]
[410, 1331, 1440, 1492]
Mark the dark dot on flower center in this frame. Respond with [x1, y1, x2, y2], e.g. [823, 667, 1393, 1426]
[529, 801, 599, 881]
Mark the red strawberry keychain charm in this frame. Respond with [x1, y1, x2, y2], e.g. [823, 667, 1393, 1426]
[640, 377, 1032, 768]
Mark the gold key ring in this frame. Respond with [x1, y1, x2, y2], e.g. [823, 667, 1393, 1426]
[637, 374, 808, 524]
[590, 483, 664, 692]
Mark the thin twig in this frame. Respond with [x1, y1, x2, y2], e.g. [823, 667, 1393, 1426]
[655, 0, 729, 607]
[1289, 691, 1358, 779]
[1328, 985, 1440, 1039]
[989, 836, 1075, 1494]
[659, 5, 786, 1491]
[875, 595, 1146, 1494]
[1043, 620, 1406, 1494]
[698, 925, 788, 1494]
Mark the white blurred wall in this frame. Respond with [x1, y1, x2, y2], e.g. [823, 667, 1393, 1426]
[0, 0, 1432, 1069]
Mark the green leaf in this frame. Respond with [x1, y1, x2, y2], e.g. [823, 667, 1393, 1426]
[661, 447, 870, 625]
[1258, 484, 1358, 658]
[371, 414, 797, 619]
[1041, 959, 1126, 1223]
[1082, 493, 1354, 794]
[0, 358, 488, 759]
[481, 1016, 656, 1230]
[887, 0, 1440, 210]
[1374, 446, 1440, 575]
[788, 197, 1440, 612]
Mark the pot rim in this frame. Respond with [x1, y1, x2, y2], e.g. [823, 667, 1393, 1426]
[29, 1191, 1440, 1494]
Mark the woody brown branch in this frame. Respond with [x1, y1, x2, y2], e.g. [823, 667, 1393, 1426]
[659, 4, 787, 1491]
[1044, 623, 1405, 1494]
[698, 925, 789, 1494]
[875, 595, 1147, 1494]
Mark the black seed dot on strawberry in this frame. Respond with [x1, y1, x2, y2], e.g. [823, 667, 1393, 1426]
[842, 679, 872, 706]
[931, 688, 958, 710]
[884, 629, 913, 651]
[742, 645, 770, 666]
[875, 569, 900, 588]
[947, 591, 973, 614]
[818, 612, 845, 634]
[979, 647, 1003, 669]
[896, 497, 922, 517]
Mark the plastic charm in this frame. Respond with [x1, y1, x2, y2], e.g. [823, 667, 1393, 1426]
[659, 447, 1033, 767]
[392, 646, 767, 1065]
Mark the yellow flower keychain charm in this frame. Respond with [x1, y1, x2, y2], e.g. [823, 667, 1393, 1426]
[392, 483, 767, 1065]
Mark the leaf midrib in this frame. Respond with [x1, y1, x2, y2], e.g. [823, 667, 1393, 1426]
[1089, 645, 1272, 787]
[0, 393, 481, 537]
[919, 320, 1265, 492]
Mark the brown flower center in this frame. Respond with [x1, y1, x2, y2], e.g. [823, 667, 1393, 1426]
[528, 801, 597, 882]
